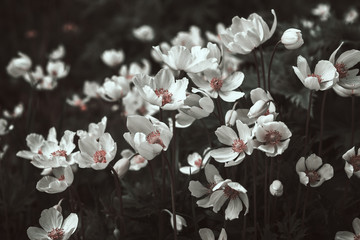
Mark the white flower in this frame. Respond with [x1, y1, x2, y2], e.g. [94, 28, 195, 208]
[152, 43, 218, 73]
[119, 59, 151, 82]
[83, 81, 100, 99]
[49, 45, 65, 60]
[46, 61, 70, 79]
[36, 166, 74, 194]
[171, 25, 204, 49]
[77, 116, 107, 139]
[220, 10, 277, 55]
[333, 84, 360, 97]
[225, 109, 256, 126]
[293, 56, 338, 91]
[281, 28, 304, 50]
[133, 25, 155, 41]
[296, 154, 334, 187]
[120, 149, 148, 171]
[163, 209, 187, 232]
[210, 180, 249, 220]
[269, 180, 283, 197]
[3, 102, 24, 119]
[342, 147, 360, 178]
[17, 127, 57, 160]
[329, 42, 360, 90]
[133, 68, 188, 110]
[123, 115, 172, 160]
[66, 94, 89, 111]
[150, 42, 171, 63]
[0, 118, 13, 136]
[199, 228, 227, 240]
[7, 52, 32, 78]
[175, 93, 214, 128]
[312, 3, 331, 21]
[122, 88, 159, 116]
[24, 65, 44, 86]
[335, 217, 360, 240]
[101, 49, 125, 67]
[97, 76, 130, 102]
[113, 157, 130, 179]
[180, 149, 211, 175]
[27, 207, 78, 240]
[248, 88, 277, 119]
[189, 70, 245, 102]
[211, 120, 253, 167]
[206, 23, 226, 45]
[254, 115, 292, 157]
[75, 133, 117, 170]
[344, 8, 358, 24]
[189, 164, 224, 208]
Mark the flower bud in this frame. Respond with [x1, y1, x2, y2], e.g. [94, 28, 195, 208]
[248, 100, 268, 119]
[269, 180, 283, 197]
[281, 28, 304, 50]
[113, 158, 130, 179]
[225, 109, 238, 126]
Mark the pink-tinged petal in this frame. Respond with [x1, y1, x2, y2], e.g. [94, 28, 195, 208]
[225, 197, 242, 220]
[188, 73, 212, 91]
[99, 133, 116, 154]
[188, 181, 208, 197]
[210, 190, 228, 213]
[141, 85, 162, 107]
[222, 71, 244, 91]
[134, 134, 162, 160]
[39, 208, 63, 232]
[210, 147, 238, 163]
[199, 228, 215, 240]
[318, 163, 334, 181]
[338, 50, 360, 69]
[78, 136, 98, 158]
[59, 130, 76, 154]
[62, 213, 78, 235]
[127, 115, 154, 135]
[305, 154, 322, 170]
[27, 227, 49, 240]
[36, 176, 68, 193]
[215, 125, 238, 145]
[27, 134, 45, 153]
[329, 42, 344, 64]
[204, 164, 221, 183]
[187, 152, 202, 166]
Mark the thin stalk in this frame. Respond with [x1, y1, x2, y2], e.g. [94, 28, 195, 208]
[318, 91, 328, 156]
[304, 91, 313, 155]
[200, 119, 212, 147]
[301, 187, 309, 227]
[267, 158, 274, 224]
[216, 98, 224, 125]
[264, 156, 268, 227]
[110, 167, 125, 236]
[164, 154, 178, 239]
[259, 46, 267, 91]
[242, 160, 248, 240]
[252, 155, 258, 239]
[267, 41, 281, 93]
[26, 86, 35, 133]
[351, 95, 355, 146]
[148, 161, 158, 198]
[253, 51, 261, 88]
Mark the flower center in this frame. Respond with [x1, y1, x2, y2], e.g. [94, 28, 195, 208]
[335, 63, 348, 79]
[154, 88, 173, 106]
[210, 78, 223, 91]
[354, 235, 360, 240]
[305, 170, 320, 184]
[51, 150, 67, 157]
[223, 185, 239, 199]
[194, 158, 202, 167]
[308, 73, 322, 83]
[232, 139, 247, 153]
[58, 175, 65, 181]
[146, 130, 165, 148]
[134, 155, 146, 164]
[38, 149, 43, 155]
[264, 130, 282, 145]
[48, 228, 64, 240]
[93, 150, 107, 163]
[349, 155, 360, 172]
[51, 70, 58, 77]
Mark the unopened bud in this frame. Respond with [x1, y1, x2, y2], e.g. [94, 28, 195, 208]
[269, 180, 283, 197]
[281, 28, 304, 50]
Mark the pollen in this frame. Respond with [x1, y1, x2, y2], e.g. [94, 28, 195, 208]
[210, 78, 223, 91]
[349, 155, 360, 172]
[264, 130, 282, 145]
[194, 158, 202, 167]
[146, 130, 165, 148]
[232, 139, 247, 153]
[335, 62, 348, 79]
[305, 170, 321, 184]
[154, 88, 173, 106]
[58, 175, 65, 181]
[308, 73, 322, 83]
[51, 150, 67, 157]
[93, 150, 107, 163]
[48, 228, 64, 240]
[223, 185, 239, 199]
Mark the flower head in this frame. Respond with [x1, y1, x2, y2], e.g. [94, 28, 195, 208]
[49, 45, 66, 60]
[171, 25, 204, 49]
[269, 180, 283, 197]
[281, 28, 304, 50]
[335, 217, 360, 240]
[133, 25, 155, 41]
[46, 61, 70, 79]
[7, 52, 32, 78]
[36, 166, 74, 194]
[180, 148, 211, 175]
[312, 3, 331, 21]
[101, 49, 125, 67]
[342, 147, 360, 178]
[97, 76, 130, 102]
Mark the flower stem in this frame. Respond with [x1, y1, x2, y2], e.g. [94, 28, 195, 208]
[264, 156, 268, 227]
[301, 187, 309, 227]
[259, 46, 267, 91]
[252, 155, 258, 239]
[216, 97, 224, 125]
[267, 41, 280, 93]
[318, 91, 328, 156]
[351, 95, 355, 146]
[304, 90, 313, 155]
[110, 167, 125, 236]
[253, 51, 261, 88]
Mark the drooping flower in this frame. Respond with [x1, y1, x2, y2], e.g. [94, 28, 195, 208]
[189, 69, 245, 102]
[133, 25, 155, 41]
[209, 179, 249, 220]
[97, 76, 130, 102]
[293, 56, 338, 91]
[312, 3, 331, 21]
[49, 45, 66, 60]
[75, 133, 117, 170]
[36, 165, 74, 194]
[3, 102, 24, 119]
[220, 10, 277, 55]
[199, 228, 227, 240]
[225, 109, 256, 127]
[253, 115, 291, 157]
[113, 157, 130, 179]
[123, 115, 172, 160]
[133, 68, 188, 110]
[211, 120, 253, 167]
[342, 147, 360, 178]
[46, 61, 70, 79]
[7, 52, 32, 78]
[27, 206, 78, 240]
[175, 92, 214, 128]
[248, 87, 277, 119]
[269, 180, 283, 197]
[120, 149, 148, 171]
[281, 28, 304, 50]
[180, 148, 211, 175]
[101, 49, 125, 67]
[335, 217, 360, 240]
[66, 94, 89, 111]
[171, 25, 204, 49]
[295, 154, 334, 187]
[163, 209, 187, 232]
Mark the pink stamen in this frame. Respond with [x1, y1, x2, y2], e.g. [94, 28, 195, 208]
[51, 150, 67, 157]
[38, 149, 43, 155]
[48, 228, 64, 240]
[93, 150, 107, 163]
[154, 88, 173, 106]
[223, 185, 239, 199]
[58, 175, 65, 181]
[305, 170, 320, 184]
[210, 78, 223, 91]
[264, 130, 282, 145]
[335, 63, 348, 78]
[194, 158, 202, 167]
[308, 73, 322, 83]
[349, 155, 360, 172]
[146, 130, 165, 148]
[232, 139, 247, 153]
